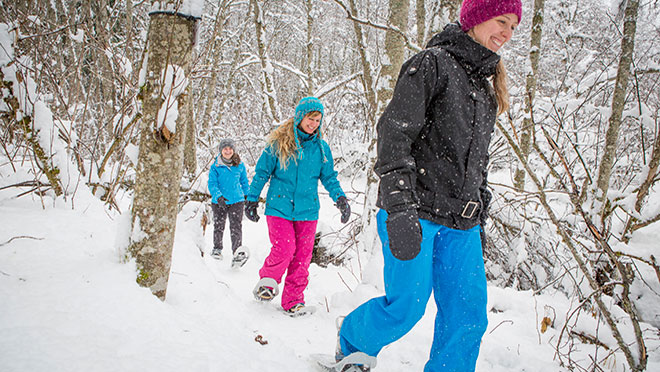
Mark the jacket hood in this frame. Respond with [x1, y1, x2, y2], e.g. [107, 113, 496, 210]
[425, 23, 500, 78]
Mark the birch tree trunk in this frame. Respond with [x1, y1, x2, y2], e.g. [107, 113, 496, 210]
[200, 0, 232, 135]
[128, 9, 198, 300]
[378, 0, 409, 108]
[304, 0, 314, 96]
[594, 0, 639, 223]
[250, 0, 280, 123]
[513, 0, 545, 191]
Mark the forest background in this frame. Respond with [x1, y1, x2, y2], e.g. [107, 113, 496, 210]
[1, 0, 660, 371]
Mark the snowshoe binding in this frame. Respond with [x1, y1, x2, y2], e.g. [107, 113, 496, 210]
[316, 316, 375, 371]
[313, 352, 376, 372]
[253, 277, 279, 302]
[210, 249, 223, 260]
[231, 246, 249, 269]
[285, 303, 317, 317]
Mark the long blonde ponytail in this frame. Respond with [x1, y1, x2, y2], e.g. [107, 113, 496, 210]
[493, 59, 510, 115]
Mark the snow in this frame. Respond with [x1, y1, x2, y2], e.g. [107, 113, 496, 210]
[1, 24, 82, 199]
[150, 0, 204, 19]
[69, 29, 84, 43]
[2, 177, 659, 371]
[156, 64, 188, 134]
[0, 23, 13, 66]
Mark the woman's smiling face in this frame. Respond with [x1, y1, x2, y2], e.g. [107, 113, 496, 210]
[299, 112, 322, 134]
[469, 13, 518, 52]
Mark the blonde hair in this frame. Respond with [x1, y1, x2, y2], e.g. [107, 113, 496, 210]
[267, 112, 323, 169]
[493, 60, 510, 115]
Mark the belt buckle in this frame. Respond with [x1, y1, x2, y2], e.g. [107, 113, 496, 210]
[461, 201, 479, 219]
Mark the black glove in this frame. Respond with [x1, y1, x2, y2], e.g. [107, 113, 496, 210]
[336, 196, 351, 224]
[245, 201, 260, 222]
[386, 209, 422, 261]
[217, 196, 227, 208]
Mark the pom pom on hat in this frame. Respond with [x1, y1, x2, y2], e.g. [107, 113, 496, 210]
[459, 0, 522, 32]
[293, 97, 324, 128]
[218, 138, 235, 152]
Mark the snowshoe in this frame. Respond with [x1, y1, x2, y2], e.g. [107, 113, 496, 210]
[312, 352, 376, 371]
[284, 303, 317, 317]
[253, 277, 279, 301]
[230, 246, 249, 269]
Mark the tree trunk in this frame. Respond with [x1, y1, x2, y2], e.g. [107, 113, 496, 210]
[594, 0, 639, 223]
[513, 0, 545, 191]
[345, 0, 377, 123]
[250, 0, 280, 123]
[182, 84, 197, 176]
[416, 0, 426, 47]
[128, 9, 198, 300]
[378, 0, 409, 108]
[304, 0, 314, 96]
[443, 0, 461, 22]
[430, 0, 461, 34]
[200, 0, 232, 136]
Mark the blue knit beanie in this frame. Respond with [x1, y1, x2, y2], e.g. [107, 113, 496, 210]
[293, 97, 324, 128]
[292, 97, 327, 162]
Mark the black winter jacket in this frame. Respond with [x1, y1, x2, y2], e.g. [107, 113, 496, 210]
[375, 23, 499, 230]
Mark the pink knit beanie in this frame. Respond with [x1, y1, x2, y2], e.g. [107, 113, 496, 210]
[460, 0, 522, 31]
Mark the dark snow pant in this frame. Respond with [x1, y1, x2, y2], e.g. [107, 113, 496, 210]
[339, 209, 488, 372]
[211, 201, 244, 254]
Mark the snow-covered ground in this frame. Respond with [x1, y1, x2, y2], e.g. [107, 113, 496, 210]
[1, 178, 659, 372]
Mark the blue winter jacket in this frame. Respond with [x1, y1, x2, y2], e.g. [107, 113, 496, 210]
[208, 156, 249, 205]
[247, 130, 345, 221]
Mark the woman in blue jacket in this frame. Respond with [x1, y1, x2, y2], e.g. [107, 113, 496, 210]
[245, 97, 351, 316]
[208, 138, 249, 263]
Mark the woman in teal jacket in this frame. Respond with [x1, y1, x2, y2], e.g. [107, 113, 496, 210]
[245, 97, 350, 316]
[208, 138, 249, 262]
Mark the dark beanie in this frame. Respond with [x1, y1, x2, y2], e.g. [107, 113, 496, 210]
[218, 138, 235, 152]
[459, 0, 522, 32]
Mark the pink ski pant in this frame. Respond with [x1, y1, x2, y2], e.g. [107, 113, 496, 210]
[259, 216, 318, 311]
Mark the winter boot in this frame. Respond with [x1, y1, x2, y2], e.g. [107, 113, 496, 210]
[252, 277, 279, 301]
[211, 249, 223, 260]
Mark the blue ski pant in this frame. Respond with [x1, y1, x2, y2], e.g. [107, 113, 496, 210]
[339, 209, 488, 372]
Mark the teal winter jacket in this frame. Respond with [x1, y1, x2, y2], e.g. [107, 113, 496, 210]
[208, 156, 249, 205]
[247, 131, 345, 221]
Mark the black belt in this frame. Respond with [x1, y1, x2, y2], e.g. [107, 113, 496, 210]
[431, 195, 481, 219]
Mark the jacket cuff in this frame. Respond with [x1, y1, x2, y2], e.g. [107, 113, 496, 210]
[379, 171, 418, 212]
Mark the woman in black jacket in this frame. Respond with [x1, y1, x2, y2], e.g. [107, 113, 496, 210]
[332, 1, 522, 371]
